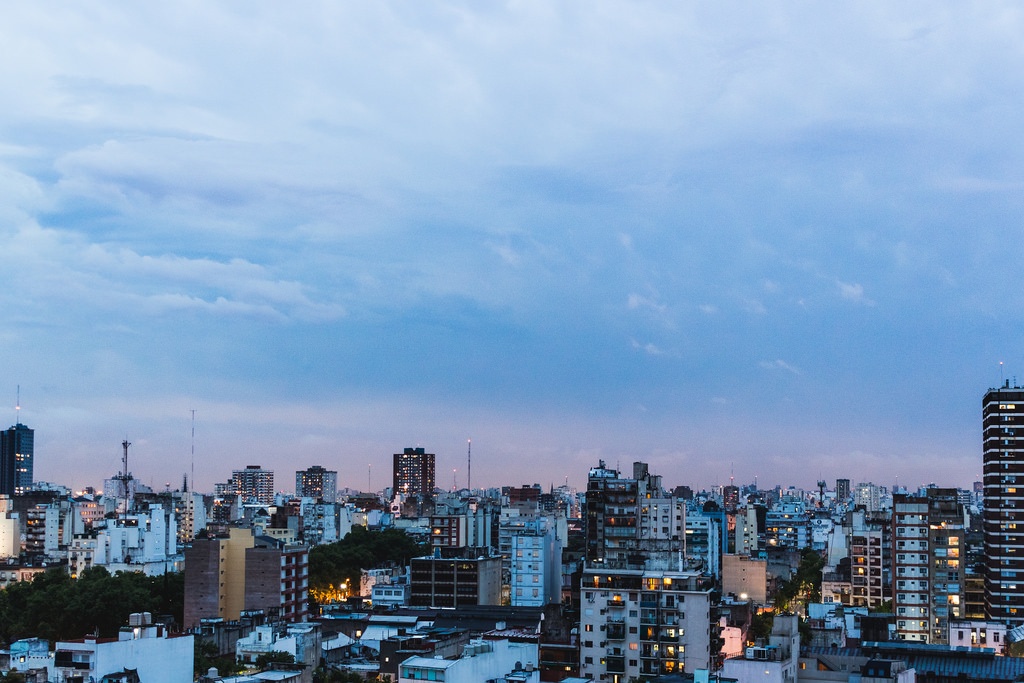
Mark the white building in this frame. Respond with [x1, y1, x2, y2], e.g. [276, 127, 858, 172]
[509, 519, 562, 607]
[85, 504, 183, 576]
[0, 496, 20, 558]
[24, 503, 61, 559]
[54, 613, 193, 683]
[854, 483, 887, 513]
[398, 635, 539, 683]
[685, 513, 722, 577]
[949, 620, 1007, 654]
[722, 613, 799, 683]
[580, 567, 714, 679]
[7, 637, 52, 675]
[236, 623, 322, 668]
[174, 490, 207, 543]
[363, 566, 410, 609]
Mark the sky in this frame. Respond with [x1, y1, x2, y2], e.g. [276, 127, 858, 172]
[1, 3, 1022, 495]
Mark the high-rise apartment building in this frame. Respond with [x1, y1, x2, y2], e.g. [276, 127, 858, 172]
[393, 447, 435, 500]
[982, 384, 1024, 626]
[586, 460, 684, 567]
[0, 423, 33, 496]
[579, 567, 715, 678]
[854, 482, 885, 512]
[836, 478, 851, 502]
[893, 488, 965, 643]
[848, 508, 891, 609]
[582, 461, 719, 677]
[231, 465, 275, 505]
[295, 465, 338, 503]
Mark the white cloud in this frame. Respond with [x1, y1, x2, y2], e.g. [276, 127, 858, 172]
[0, 2, 1014, 493]
[759, 359, 802, 376]
[631, 338, 666, 356]
[837, 281, 876, 306]
[743, 299, 767, 315]
[628, 293, 667, 314]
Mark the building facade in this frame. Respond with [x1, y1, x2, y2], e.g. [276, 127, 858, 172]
[579, 567, 715, 679]
[54, 614, 193, 683]
[231, 465, 275, 505]
[409, 555, 501, 608]
[0, 423, 33, 496]
[982, 384, 1024, 626]
[393, 447, 435, 500]
[184, 527, 308, 628]
[295, 465, 338, 503]
[849, 508, 891, 609]
[892, 488, 965, 643]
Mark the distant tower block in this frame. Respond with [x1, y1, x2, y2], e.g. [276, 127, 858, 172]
[296, 465, 338, 503]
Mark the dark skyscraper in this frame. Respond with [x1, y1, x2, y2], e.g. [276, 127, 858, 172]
[0, 423, 33, 496]
[392, 447, 435, 500]
[982, 383, 1024, 626]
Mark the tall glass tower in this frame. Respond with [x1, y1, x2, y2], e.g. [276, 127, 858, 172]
[0, 422, 33, 496]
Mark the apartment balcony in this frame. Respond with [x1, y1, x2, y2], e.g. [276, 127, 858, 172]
[659, 629, 679, 643]
[607, 620, 626, 640]
[606, 655, 626, 674]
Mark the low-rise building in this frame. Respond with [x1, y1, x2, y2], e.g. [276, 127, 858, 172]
[410, 555, 502, 607]
[722, 613, 799, 683]
[948, 620, 1007, 654]
[235, 623, 322, 669]
[53, 613, 193, 683]
[398, 634, 539, 683]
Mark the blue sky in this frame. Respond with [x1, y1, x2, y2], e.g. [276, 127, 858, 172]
[1, 3, 1020, 494]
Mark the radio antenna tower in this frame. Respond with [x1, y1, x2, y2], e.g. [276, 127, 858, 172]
[117, 439, 134, 520]
[190, 409, 196, 493]
[467, 438, 472, 492]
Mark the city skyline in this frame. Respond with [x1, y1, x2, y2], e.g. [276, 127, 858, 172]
[2, 5, 1021, 493]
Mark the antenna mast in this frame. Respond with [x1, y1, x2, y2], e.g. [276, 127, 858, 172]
[467, 438, 472, 492]
[118, 439, 134, 519]
[15, 385, 20, 426]
[190, 409, 196, 494]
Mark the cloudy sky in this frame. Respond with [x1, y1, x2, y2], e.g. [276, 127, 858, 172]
[1, 3, 1020, 495]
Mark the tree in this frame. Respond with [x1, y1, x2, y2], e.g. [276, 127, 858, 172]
[774, 549, 825, 614]
[0, 568, 185, 645]
[748, 612, 774, 644]
[194, 640, 240, 679]
[308, 527, 428, 609]
[255, 650, 295, 669]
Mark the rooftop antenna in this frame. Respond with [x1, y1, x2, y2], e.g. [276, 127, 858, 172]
[1001, 361, 1005, 387]
[467, 438, 472, 492]
[452, 467, 458, 491]
[14, 385, 20, 426]
[368, 463, 372, 493]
